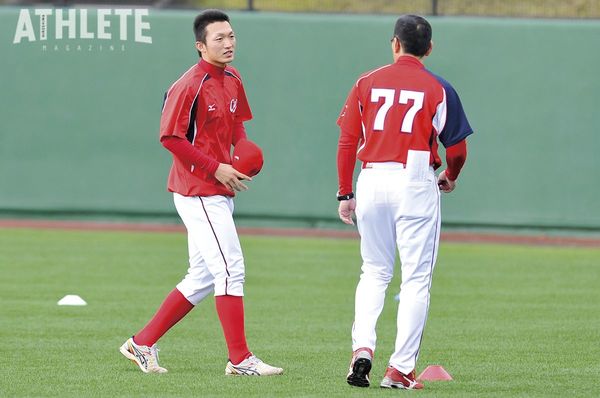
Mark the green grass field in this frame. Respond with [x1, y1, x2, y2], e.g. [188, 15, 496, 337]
[1, 227, 599, 397]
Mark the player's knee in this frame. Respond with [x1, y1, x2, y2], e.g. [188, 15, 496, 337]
[227, 272, 245, 289]
[176, 281, 212, 305]
[360, 263, 393, 283]
[400, 279, 430, 299]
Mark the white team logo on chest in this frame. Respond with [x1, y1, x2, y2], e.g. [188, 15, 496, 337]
[230, 98, 237, 113]
[208, 104, 216, 112]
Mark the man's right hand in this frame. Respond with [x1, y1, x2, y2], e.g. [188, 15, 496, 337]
[338, 198, 356, 225]
[215, 163, 251, 192]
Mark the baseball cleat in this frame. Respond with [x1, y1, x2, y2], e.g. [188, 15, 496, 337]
[225, 354, 284, 376]
[119, 337, 168, 374]
[380, 366, 424, 389]
[346, 347, 373, 387]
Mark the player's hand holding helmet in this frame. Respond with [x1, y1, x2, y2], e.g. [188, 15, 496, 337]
[232, 139, 264, 177]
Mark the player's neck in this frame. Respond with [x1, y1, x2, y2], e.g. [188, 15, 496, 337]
[393, 52, 423, 63]
[201, 58, 227, 70]
[199, 58, 227, 76]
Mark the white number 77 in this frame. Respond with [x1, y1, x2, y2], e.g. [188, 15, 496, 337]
[370, 89, 424, 133]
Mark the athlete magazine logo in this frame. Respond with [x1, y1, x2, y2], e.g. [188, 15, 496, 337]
[12, 8, 152, 52]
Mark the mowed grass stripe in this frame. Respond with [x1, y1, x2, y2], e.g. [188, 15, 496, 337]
[0, 228, 598, 397]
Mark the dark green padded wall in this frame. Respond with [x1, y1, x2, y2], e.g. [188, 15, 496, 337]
[1, 8, 599, 229]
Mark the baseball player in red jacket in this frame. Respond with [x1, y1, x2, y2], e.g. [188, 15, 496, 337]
[337, 15, 473, 389]
[119, 9, 282, 377]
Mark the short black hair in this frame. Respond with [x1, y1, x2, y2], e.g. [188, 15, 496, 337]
[393, 15, 432, 57]
[193, 9, 230, 43]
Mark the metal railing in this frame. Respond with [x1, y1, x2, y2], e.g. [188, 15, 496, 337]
[3, 0, 600, 18]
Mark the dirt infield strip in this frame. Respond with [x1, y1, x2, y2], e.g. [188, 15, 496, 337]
[0, 219, 599, 248]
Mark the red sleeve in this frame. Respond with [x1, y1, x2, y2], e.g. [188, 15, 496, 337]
[161, 136, 220, 176]
[159, 80, 196, 141]
[337, 129, 360, 195]
[337, 85, 363, 134]
[337, 85, 363, 195]
[445, 139, 467, 181]
[232, 122, 247, 145]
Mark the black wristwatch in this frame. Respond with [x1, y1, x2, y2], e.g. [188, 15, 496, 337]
[336, 192, 354, 201]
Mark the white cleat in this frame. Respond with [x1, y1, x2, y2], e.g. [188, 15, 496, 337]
[119, 337, 168, 374]
[225, 354, 284, 376]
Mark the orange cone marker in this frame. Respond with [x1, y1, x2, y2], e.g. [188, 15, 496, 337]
[417, 365, 453, 381]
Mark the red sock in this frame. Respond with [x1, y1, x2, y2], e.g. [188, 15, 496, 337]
[134, 288, 194, 347]
[215, 295, 251, 364]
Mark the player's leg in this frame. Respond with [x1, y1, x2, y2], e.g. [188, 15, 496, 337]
[175, 227, 216, 305]
[119, 286, 196, 373]
[134, 195, 217, 342]
[174, 194, 249, 359]
[119, 194, 215, 373]
[388, 168, 441, 377]
[183, 195, 246, 298]
[134, 234, 214, 343]
[353, 169, 397, 351]
[129, 288, 195, 344]
[347, 169, 397, 387]
[181, 195, 282, 376]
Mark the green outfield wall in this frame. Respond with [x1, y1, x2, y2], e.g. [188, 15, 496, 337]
[1, 8, 599, 230]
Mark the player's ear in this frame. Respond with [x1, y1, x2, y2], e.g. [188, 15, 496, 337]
[425, 41, 433, 57]
[391, 36, 401, 54]
[195, 41, 206, 55]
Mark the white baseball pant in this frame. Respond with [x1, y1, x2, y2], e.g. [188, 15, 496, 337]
[173, 193, 245, 305]
[352, 151, 441, 374]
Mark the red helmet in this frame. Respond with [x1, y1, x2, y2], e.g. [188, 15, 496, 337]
[232, 139, 264, 177]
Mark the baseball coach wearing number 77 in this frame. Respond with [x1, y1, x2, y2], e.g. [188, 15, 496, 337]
[336, 14, 473, 390]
